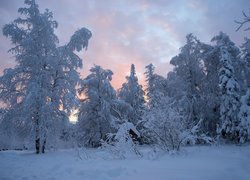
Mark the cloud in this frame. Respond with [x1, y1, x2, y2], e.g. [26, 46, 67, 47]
[0, 0, 249, 89]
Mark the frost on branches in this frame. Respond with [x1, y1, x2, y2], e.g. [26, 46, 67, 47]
[102, 121, 141, 159]
[241, 37, 250, 87]
[118, 64, 145, 127]
[143, 97, 193, 152]
[77, 65, 119, 147]
[169, 34, 205, 128]
[238, 89, 250, 143]
[218, 45, 240, 142]
[0, 0, 91, 153]
[209, 32, 242, 143]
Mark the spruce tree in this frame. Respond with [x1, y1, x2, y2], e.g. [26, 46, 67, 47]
[238, 89, 250, 143]
[212, 32, 241, 142]
[118, 64, 145, 125]
[77, 65, 118, 147]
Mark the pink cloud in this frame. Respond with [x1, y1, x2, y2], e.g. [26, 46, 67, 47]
[0, 0, 249, 90]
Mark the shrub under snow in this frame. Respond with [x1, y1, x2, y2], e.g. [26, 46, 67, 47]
[101, 121, 141, 159]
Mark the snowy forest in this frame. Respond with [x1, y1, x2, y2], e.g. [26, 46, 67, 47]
[1, 1, 250, 179]
[0, 0, 250, 154]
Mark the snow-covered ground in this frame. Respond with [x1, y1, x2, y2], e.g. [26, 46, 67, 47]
[0, 145, 250, 180]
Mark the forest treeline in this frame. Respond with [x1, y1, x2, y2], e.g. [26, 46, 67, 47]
[0, 0, 250, 154]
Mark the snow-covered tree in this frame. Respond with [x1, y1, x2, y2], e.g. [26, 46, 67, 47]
[118, 64, 145, 125]
[144, 64, 168, 108]
[53, 27, 92, 115]
[212, 32, 241, 142]
[144, 63, 155, 106]
[238, 89, 250, 143]
[198, 32, 242, 137]
[102, 121, 141, 159]
[169, 34, 205, 127]
[0, 0, 91, 153]
[240, 38, 250, 88]
[143, 96, 198, 151]
[0, 0, 59, 153]
[77, 65, 119, 147]
[199, 42, 221, 136]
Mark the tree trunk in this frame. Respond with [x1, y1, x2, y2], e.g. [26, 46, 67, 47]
[42, 139, 46, 153]
[35, 137, 40, 154]
[35, 111, 40, 154]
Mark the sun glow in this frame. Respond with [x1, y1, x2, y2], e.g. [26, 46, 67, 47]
[69, 109, 78, 123]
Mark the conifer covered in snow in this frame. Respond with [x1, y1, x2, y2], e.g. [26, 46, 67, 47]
[77, 65, 119, 147]
[0, 0, 91, 153]
[118, 64, 145, 125]
[144, 64, 168, 108]
[238, 89, 250, 143]
[169, 34, 205, 126]
[212, 32, 241, 142]
[144, 63, 155, 106]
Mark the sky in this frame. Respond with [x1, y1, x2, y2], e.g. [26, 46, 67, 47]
[0, 0, 249, 89]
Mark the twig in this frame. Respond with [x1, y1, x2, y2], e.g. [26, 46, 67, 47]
[235, 9, 250, 32]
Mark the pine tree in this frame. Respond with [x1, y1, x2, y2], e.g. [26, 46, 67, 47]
[118, 64, 145, 125]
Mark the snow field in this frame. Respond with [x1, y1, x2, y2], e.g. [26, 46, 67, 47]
[1, 145, 250, 180]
